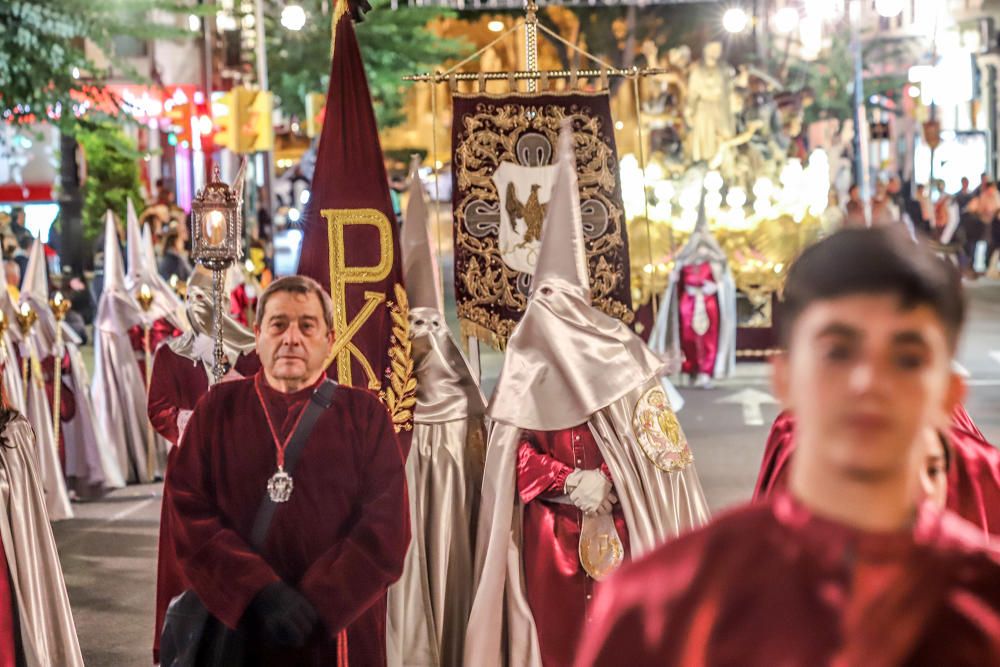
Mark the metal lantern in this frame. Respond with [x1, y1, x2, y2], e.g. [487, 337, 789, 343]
[191, 167, 242, 272]
[191, 166, 244, 382]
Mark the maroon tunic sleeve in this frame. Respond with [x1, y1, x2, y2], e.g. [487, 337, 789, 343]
[753, 410, 796, 501]
[148, 347, 183, 445]
[298, 390, 409, 638]
[166, 396, 281, 629]
[516, 433, 573, 504]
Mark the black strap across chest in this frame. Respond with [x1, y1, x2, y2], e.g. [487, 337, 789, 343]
[249, 378, 337, 548]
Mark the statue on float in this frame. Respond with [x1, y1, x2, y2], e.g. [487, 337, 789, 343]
[684, 41, 735, 165]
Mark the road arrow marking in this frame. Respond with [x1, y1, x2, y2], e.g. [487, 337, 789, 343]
[715, 388, 779, 426]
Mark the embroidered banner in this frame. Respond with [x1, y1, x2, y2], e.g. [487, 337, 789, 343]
[451, 91, 634, 349]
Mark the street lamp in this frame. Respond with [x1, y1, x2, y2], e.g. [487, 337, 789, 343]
[722, 7, 750, 34]
[773, 7, 799, 35]
[191, 166, 243, 383]
[875, 0, 904, 19]
[281, 5, 307, 31]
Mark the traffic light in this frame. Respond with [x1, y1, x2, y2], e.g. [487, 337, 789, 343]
[305, 92, 326, 138]
[211, 87, 273, 154]
[246, 89, 274, 152]
[212, 90, 238, 152]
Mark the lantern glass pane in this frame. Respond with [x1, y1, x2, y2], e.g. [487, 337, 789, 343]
[203, 209, 228, 248]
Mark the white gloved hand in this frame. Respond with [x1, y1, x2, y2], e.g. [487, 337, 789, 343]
[177, 409, 194, 443]
[567, 469, 614, 515]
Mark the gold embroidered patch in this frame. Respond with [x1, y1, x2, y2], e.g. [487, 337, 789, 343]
[379, 284, 417, 433]
[632, 386, 694, 473]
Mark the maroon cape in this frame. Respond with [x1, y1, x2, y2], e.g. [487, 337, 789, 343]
[149, 345, 260, 661]
[127, 318, 182, 380]
[576, 493, 1000, 667]
[517, 425, 629, 667]
[166, 372, 409, 666]
[754, 406, 1000, 535]
[0, 539, 14, 667]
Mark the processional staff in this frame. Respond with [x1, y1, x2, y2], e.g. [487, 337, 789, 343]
[49, 292, 71, 445]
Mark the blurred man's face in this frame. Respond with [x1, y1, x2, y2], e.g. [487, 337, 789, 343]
[4, 262, 19, 287]
[774, 294, 963, 483]
[917, 430, 948, 509]
[255, 290, 333, 390]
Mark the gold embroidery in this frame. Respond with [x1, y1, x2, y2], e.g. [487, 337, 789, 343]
[322, 208, 394, 389]
[579, 513, 625, 581]
[380, 284, 417, 433]
[452, 100, 632, 349]
[632, 386, 694, 473]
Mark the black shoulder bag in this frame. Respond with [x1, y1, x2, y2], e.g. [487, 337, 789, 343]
[160, 378, 337, 667]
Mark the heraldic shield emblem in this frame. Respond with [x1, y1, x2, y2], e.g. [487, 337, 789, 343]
[632, 385, 694, 473]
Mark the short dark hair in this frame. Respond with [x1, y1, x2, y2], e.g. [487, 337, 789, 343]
[780, 227, 965, 350]
[255, 275, 334, 332]
[163, 230, 180, 250]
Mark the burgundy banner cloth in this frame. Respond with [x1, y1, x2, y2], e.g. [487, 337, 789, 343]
[451, 92, 633, 349]
[295, 3, 405, 400]
[753, 406, 1000, 536]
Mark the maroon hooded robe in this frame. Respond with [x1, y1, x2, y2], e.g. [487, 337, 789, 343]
[754, 406, 1000, 536]
[576, 493, 1000, 667]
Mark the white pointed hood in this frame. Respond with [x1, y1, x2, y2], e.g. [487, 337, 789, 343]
[0, 244, 21, 343]
[401, 156, 443, 313]
[125, 198, 186, 328]
[19, 239, 57, 353]
[125, 198, 145, 288]
[488, 121, 667, 430]
[103, 211, 127, 293]
[401, 156, 485, 422]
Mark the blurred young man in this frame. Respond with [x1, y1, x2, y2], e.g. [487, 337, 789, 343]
[576, 228, 1000, 666]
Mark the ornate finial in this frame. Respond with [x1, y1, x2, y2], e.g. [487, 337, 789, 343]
[49, 292, 71, 321]
[16, 302, 37, 335]
[525, 0, 538, 23]
[136, 283, 154, 312]
[211, 165, 222, 183]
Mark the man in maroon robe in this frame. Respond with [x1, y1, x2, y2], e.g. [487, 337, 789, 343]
[754, 405, 1000, 536]
[166, 275, 409, 666]
[576, 228, 1000, 666]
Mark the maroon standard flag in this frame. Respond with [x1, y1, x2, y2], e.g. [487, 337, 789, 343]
[297, 0, 415, 434]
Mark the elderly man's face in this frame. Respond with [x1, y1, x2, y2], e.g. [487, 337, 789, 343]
[255, 290, 333, 390]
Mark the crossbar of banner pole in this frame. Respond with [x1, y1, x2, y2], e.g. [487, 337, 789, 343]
[402, 67, 670, 83]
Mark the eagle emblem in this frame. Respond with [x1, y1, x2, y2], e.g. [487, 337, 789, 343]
[505, 182, 547, 247]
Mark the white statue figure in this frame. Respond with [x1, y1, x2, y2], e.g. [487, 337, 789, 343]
[684, 41, 735, 164]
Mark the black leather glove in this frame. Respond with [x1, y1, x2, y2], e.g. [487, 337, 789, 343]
[246, 581, 319, 648]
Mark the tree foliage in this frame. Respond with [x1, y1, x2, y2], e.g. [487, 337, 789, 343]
[78, 123, 144, 243]
[0, 0, 192, 132]
[265, 0, 469, 128]
[773, 27, 921, 125]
